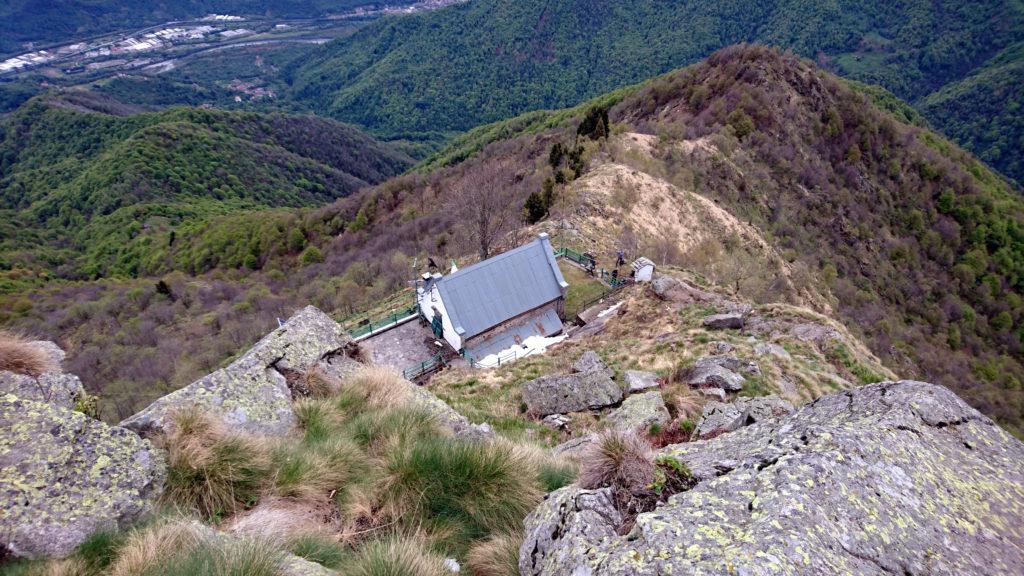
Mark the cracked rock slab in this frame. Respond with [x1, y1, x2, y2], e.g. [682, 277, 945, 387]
[1, 393, 165, 559]
[693, 395, 794, 440]
[523, 370, 623, 416]
[121, 306, 349, 437]
[520, 381, 1024, 575]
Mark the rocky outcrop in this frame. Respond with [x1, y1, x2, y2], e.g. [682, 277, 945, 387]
[121, 306, 349, 437]
[0, 371, 85, 411]
[1, 393, 165, 559]
[702, 313, 744, 330]
[696, 354, 760, 377]
[624, 370, 660, 393]
[686, 362, 744, 392]
[523, 370, 623, 416]
[607, 392, 670, 432]
[692, 395, 794, 439]
[0, 341, 85, 411]
[521, 381, 1024, 575]
[573, 350, 613, 378]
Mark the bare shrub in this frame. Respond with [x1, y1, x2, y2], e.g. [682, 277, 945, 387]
[0, 331, 58, 377]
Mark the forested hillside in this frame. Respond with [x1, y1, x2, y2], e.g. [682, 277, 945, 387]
[0, 1, 419, 56]
[289, 0, 1024, 181]
[4, 47, 1023, 436]
[919, 42, 1024, 184]
[0, 91, 413, 282]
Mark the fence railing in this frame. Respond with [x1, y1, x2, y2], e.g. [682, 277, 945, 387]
[464, 346, 523, 369]
[402, 352, 446, 380]
[349, 302, 419, 340]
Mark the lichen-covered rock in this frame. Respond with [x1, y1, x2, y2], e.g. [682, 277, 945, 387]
[0, 394, 165, 559]
[520, 381, 1024, 575]
[573, 350, 612, 377]
[624, 370, 660, 393]
[523, 371, 623, 416]
[607, 392, 669, 432]
[0, 371, 85, 411]
[702, 313, 744, 330]
[754, 341, 791, 360]
[521, 487, 622, 573]
[121, 306, 348, 437]
[686, 362, 744, 392]
[0, 341, 84, 410]
[692, 395, 794, 439]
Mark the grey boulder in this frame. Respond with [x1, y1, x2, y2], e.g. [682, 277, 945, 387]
[520, 381, 1024, 575]
[552, 435, 597, 459]
[686, 362, 744, 392]
[1, 393, 165, 559]
[121, 306, 349, 437]
[573, 350, 613, 378]
[624, 370, 660, 393]
[702, 313, 744, 330]
[523, 370, 623, 416]
[696, 354, 761, 376]
[607, 392, 670, 432]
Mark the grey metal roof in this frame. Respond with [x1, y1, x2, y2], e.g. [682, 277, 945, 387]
[436, 234, 568, 340]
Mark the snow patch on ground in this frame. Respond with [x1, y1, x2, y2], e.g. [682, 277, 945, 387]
[475, 334, 568, 368]
[597, 301, 624, 318]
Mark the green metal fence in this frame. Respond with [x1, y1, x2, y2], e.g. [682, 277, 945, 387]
[349, 302, 420, 339]
[402, 352, 446, 380]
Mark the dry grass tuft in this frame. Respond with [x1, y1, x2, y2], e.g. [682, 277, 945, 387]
[158, 408, 272, 519]
[465, 532, 522, 576]
[107, 519, 201, 576]
[343, 365, 410, 410]
[345, 534, 448, 576]
[301, 364, 343, 399]
[663, 384, 704, 421]
[0, 331, 58, 377]
[579, 428, 655, 492]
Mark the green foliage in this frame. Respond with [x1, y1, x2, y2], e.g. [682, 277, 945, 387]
[0, 93, 412, 281]
[290, 0, 1023, 175]
[383, 438, 540, 554]
[727, 109, 755, 140]
[287, 534, 349, 569]
[139, 536, 282, 576]
[919, 42, 1024, 183]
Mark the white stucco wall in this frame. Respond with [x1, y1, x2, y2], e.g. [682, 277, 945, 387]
[421, 284, 462, 351]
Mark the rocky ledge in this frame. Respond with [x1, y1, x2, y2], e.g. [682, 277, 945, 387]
[521, 380, 1024, 575]
[120, 306, 349, 437]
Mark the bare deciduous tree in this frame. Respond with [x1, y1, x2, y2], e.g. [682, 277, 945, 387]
[447, 161, 518, 260]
